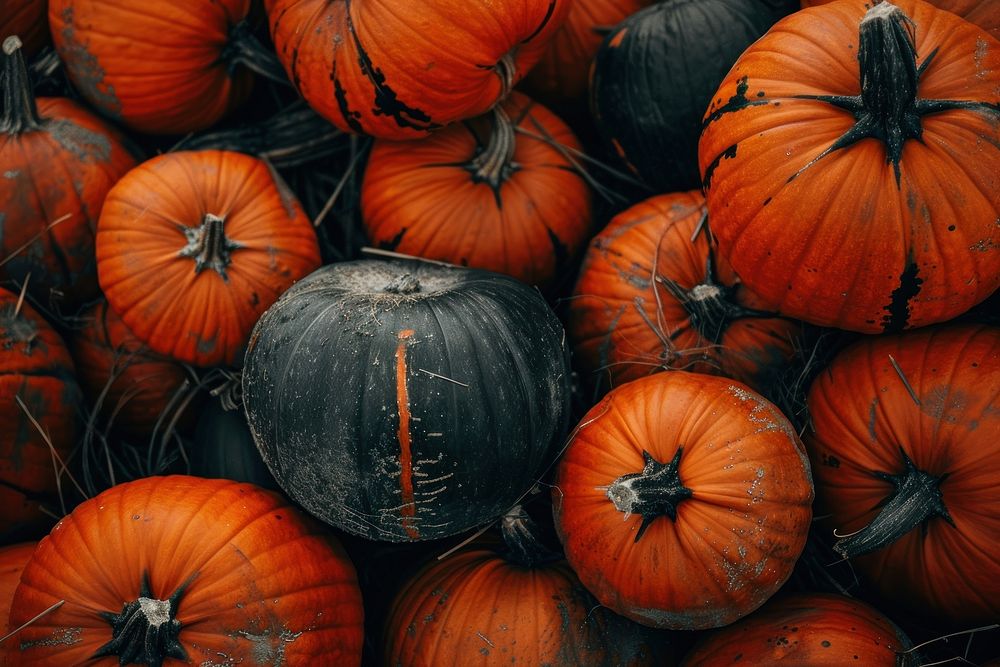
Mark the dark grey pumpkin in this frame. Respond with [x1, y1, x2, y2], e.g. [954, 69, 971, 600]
[189, 401, 277, 490]
[242, 260, 572, 542]
[590, 0, 795, 193]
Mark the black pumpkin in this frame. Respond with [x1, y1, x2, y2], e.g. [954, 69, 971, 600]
[590, 0, 795, 193]
[242, 260, 572, 542]
[189, 402, 277, 489]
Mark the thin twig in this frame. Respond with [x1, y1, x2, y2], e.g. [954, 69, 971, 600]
[888, 354, 921, 406]
[13, 275, 30, 316]
[0, 600, 65, 645]
[0, 214, 72, 269]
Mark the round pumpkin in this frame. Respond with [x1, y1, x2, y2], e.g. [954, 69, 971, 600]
[569, 191, 800, 396]
[801, 0, 1000, 40]
[1, 36, 136, 311]
[0, 1, 48, 56]
[681, 593, 914, 666]
[3, 476, 364, 665]
[699, 0, 1000, 332]
[47, 0, 264, 134]
[96, 149, 321, 367]
[243, 259, 572, 542]
[590, 0, 792, 193]
[189, 402, 277, 489]
[553, 371, 813, 630]
[266, 0, 572, 140]
[0, 542, 36, 631]
[362, 93, 592, 289]
[0, 287, 80, 541]
[806, 324, 1000, 624]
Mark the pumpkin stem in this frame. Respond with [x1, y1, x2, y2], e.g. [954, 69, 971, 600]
[178, 214, 243, 282]
[494, 52, 516, 100]
[467, 106, 518, 202]
[834, 447, 954, 559]
[222, 20, 290, 85]
[383, 273, 422, 294]
[607, 448, 693, 543]
[93, 573, 192, 667]
[1, 36, 43, 134]
[500, 505, 562, 568]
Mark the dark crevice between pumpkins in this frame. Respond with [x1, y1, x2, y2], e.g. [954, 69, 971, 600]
[179, 214, 244, 282]
[466, 106, 520, 208]
[93, 573, 194, 667]
[790, 1, 1000, 188]
[607, 448, 693, 543]
[500, 505, 562, 568]
[833, 446, 953, 559]
[221, 20, 290, 85]
[1, 36, 43, 135]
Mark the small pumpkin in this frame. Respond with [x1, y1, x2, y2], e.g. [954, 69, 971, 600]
[189, 401, 277, 489]
[698, 0, 1000, 332]
[243, 259, 572, 542]
[0, 2, 48, 56]
[1, 36, 136, 311]
[0, 542, 36, 631]
[553, 371, 813, 630]
[3, 476, 364, 665]
[569, 191, 800, 396]
[800, 0, 1000, 40]
[96, 149, 321, 367]
[806, 324, 1000, 624]
[266, 0, 572, 140]
[681, 593, 914, 666]
[362, 93, 592, 289]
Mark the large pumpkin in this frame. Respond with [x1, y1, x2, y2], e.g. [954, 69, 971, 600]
[699, 0, 1000, 332]
[266, 0, 572, 140]
[48, 0, 263, 134]
[569, 191, 800, 396]
[800, 0, 1000, 40]
[243, 259, 572, 542]
[0, 287, 80, 541]
[3, 476, 364, 665]
[0, 1, 48, 56]
[806, 324, 1000, 624]
[362, 93, 592, 289]
[96, 150, 321, 367]
[553, 371, 813, 630]
[1, 36, 136, 311]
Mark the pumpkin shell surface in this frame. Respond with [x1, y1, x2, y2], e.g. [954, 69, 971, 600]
[553, 371, 813, 630]
[4, 476, 364, 666]
[681, 593, 913, 666]
[806, 324, 1000, 624]
[699, 0, 1000, 332]
[243, 260, 572, 542]
[0, 1, 48, 55]
[800, 0, 1000, 40]
[0, 542, 36, 630]
[266, 0, 572, 140]
[96, 150, 321, 367]
[362, 93, 592, 289]
[48, 0, 255, 134]
[569, 191, 800, 395]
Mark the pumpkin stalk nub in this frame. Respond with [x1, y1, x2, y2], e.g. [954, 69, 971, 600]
[468, 106, 517, 199]
[179, 213, 243, 281]
[93, 573, 190, 667]
[607, 448, 692, 543]
[500, 505, 561, 568]
[1, 36, 43, 134]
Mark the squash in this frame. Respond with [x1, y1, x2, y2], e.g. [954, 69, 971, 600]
[800, 0, 1000, 40]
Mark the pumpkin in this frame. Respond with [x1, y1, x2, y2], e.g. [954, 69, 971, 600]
[0, 1, 48, 56]
[698, 0, 1000, 333]
[805, 324, 1000, 624]
[553, 371, 813, 630]
[189, 402, 277, 489]
[266, 0, 572, 140]
[800, 0, 1000, 40]
[0, 542, 36, 631]
[3, 476, 364, 665]
[590, 0, 793, 193]
[384, 506, 672, 666]
[47, 0, 271, 134]
[362, 93, 592, 289]
[681, 593, 914, 666]
[243, 259, 572, 542]
[0, 287, 80, 541]
[569, 191, 800, 396]
[70, 301, 193, 437]
[1, 36, 136, 311]
[96, 149, 321, 367]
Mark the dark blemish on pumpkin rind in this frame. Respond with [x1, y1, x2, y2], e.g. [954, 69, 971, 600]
[880, 262, 923, 332]
[196, 333, 218, 354]
[821, 640, 831, 647]
[702, 144, 738, 190]
[868, 399, 878, 443]
[734, 653, 742, 662]
[762, 197, 772, 207]
[702, 77, 769, 130]
[44, 119, 112, 162]
[332, 72, 364, 135]
[546, 227, 570, 269]
[822, 454, 840, 468]
[58, 8, 122, 118]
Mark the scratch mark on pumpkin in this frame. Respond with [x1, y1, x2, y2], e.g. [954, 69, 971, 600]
[395, 329, 419, 538]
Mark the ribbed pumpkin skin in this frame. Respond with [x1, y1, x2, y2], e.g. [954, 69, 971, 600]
[681, 593, 913, 666]
[806, 325, 1000, 624]
[266, 0, 571, 140]
[362, 93, 592, 289]
[569, 191, 799, 395]
[243, 260, 572, 542]
[0, 1, 48, 55]
[4, 476, 364, 666]
[800, 0, 1000, 40]
[553, 372, 813, 630]
[0, 542, 36, 630]
[48, 0, 254, 134]
[698, 0, 1000, 333]
[96, 150, 321, 367]
[0, 288, 80, 539]
[385, 549, 668, 666]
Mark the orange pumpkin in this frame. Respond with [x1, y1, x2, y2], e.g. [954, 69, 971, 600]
[362, 93, 592, 288]
[0, 1, 48, 56]
[96, 150, 321, 367]
[800, 0, 1000, 40]
[569, 191, 800, 395]
[4, 476, 364, 665]
[266, 0, 572, 140]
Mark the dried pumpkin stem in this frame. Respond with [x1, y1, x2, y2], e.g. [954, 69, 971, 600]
[500, 505, 561, 568]
[178, 214, 243, 281]
[494, 52, 517, 100]
[468, 106, 517, 195]
[607, 448, 692, 543]
[1, 36, 43, 134]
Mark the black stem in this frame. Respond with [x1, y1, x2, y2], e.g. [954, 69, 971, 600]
[499, 505, 561, 568]
[467, 107, 518, 205]
[222, 20, 291, 86]
[834, 447, 953, 559]
[607, 448, 693, 543]
[178, 214, 243, 281]
[1, 36, 43, 134]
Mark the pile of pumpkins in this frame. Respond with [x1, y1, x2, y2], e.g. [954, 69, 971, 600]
[1, 0, 997, 664]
